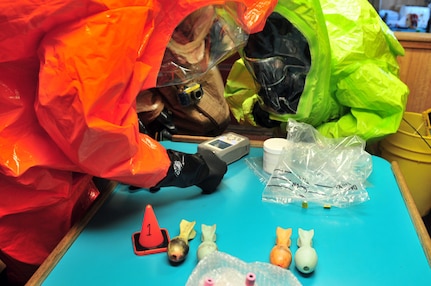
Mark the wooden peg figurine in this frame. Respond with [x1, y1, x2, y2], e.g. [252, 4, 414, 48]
[294, 228, 318, 274]
[270, 227, 292, 268]
[167, 219, 196, 264]
[197, 224, 218, 261]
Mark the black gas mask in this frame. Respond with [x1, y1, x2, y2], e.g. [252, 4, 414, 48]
[243, 12, 311, 115]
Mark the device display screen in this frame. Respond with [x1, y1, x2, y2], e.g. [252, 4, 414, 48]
[209, 139, 232, 150]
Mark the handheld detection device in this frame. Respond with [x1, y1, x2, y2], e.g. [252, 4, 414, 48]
[198, 132, 250, 164]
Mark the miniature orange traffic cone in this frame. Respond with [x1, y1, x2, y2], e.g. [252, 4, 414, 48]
[132, 204, 170, 255]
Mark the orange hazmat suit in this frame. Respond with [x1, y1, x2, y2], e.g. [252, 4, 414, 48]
[0, 0, 275, 282]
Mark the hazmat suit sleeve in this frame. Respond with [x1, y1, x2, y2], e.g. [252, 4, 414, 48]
[315, 0, 409, 141]
[224, 59, 262, 127]
[35, 6, 171, 187]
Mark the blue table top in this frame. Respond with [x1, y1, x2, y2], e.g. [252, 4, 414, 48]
[42, 141, 431, 285]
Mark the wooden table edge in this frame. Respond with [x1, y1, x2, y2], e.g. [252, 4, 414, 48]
[26, 180, 118, 286]
[391, 161, 431, 267]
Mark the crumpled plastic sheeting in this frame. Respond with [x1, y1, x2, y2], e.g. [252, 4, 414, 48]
[245, 156, 271, 185]
[262, 119, 372, 207]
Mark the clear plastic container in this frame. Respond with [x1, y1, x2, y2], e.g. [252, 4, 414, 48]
[263, 138, 289, 174]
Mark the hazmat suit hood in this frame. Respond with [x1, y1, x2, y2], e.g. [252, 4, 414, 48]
[141, 0, 275, 89]
[225, 0, 409, 141]
[242, 12, 312, 115]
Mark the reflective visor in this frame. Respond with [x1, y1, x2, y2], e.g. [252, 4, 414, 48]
[156, 5, 248, 87]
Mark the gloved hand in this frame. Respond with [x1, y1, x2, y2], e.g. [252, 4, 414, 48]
[150, 149, 227, 194]
[138, 108, 178, 140]
[252, 103, 281, 128]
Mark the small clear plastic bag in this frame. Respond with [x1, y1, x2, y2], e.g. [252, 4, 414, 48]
[262, 119, 372, 208]
[245, 157, 270, 185]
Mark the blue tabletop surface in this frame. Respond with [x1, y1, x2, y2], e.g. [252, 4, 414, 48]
[43, 141, 431, 285]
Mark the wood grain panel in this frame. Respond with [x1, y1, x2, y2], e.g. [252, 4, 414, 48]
[395, 32, 431, 113]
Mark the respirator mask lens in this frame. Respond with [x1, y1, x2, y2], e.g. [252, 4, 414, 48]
[244, 55, 308, 114]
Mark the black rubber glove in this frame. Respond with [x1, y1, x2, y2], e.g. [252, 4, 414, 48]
[150, 149, 227, 194]
[252, 103, 281, 128]
[138, 108, 177, 141]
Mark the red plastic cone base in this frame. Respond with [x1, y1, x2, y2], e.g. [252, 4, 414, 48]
[132, 204, 170, 256]
[132, 228, 169, 256]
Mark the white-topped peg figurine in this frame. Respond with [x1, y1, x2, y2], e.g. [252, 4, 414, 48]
[197, 224, 218, 261]
[294, 228, 318, 274]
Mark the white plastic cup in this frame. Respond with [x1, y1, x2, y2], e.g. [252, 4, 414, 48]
[263, 138, 289, 174]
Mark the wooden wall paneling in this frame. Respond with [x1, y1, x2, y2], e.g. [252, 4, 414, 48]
[381, 0, 427, 11]
[395, 32, 431, 113]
